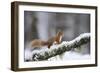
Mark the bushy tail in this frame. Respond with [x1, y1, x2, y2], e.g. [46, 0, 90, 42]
[41, 41, 49, 46]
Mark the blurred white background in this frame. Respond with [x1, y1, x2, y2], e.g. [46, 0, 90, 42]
[0, 0, 99, 73]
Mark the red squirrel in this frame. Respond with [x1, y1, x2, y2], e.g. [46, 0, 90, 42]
[30, 31, 63, 49]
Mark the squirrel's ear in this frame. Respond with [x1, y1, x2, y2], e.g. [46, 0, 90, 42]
[58, 30, 63, 34]
[56, 30, 60, 33]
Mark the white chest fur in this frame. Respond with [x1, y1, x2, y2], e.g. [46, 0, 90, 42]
[59, 36, 62, 42]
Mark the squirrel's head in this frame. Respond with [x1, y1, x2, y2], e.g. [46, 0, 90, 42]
[57, 31, 64, 37]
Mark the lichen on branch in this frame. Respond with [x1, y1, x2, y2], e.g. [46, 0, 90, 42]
[31, 33, 90, 61]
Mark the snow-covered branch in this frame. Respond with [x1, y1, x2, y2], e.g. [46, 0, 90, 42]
[31, 33, 90, 61]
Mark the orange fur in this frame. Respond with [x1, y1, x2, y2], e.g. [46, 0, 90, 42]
[30, 39, 48, 48]
[47, 31, 63, 48]
[30, 31, 63, 49]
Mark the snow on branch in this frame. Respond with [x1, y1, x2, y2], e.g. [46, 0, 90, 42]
[31, 33, 90, 61]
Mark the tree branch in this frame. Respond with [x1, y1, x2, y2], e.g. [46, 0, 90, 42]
[31, 33, 90, 61]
